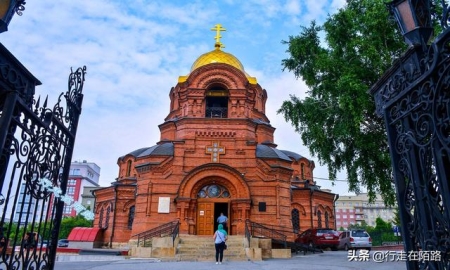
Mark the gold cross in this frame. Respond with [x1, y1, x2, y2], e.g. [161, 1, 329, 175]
[206, 142, 225, 162]
[211, 24, 226, 44]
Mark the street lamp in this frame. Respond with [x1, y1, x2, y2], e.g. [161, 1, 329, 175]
[388, 0, 433, 47]
[0, 0, 26, 33]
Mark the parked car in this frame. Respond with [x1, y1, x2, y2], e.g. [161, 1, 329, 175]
[338, 230, 372, 251]
[57, 239, 69, 247]
[295, 228, 340, 250]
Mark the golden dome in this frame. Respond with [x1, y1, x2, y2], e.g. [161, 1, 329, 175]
[179, 44, 257, 84]
[190, 46, 245, 73]
[178, 24, 257, 84]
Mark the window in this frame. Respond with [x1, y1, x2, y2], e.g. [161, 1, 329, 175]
[68, 179, 76, 185]
[197, 184, 230, 198]
[317, 210, 322, 228]
[301, 163, 305, 179]
[292, 209, 300, 233]
[126, 160, 132, 177]
[205, 87, 228, 118]
[343, 215, 347, 218]
[63, 206, 72, 214]
[325, 212, 329, 228]
[67, 187, 75, 195]
[128, 206, 135, 229]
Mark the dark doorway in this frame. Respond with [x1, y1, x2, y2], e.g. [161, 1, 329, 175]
[214, 202, 229, 233]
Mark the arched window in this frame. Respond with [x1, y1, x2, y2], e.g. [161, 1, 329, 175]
[325, 212, 329, 228]
[197, 184, 230, 198]
[128, 206, 135, 229]
[99, 209, 104, 229]
[317, 210, 322, 228]
[292, 209, 300, 233]
[99, 204, 111, 230]
[126, 160, 132, 177]
[205, 87, 228, 118]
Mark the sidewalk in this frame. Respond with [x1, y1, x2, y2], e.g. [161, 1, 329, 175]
[55, 250, 407, 270]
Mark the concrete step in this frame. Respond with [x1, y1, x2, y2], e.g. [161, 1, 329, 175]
[175, 235, 248, 261]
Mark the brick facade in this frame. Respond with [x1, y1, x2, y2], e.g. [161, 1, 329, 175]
[93, 44, 337, 246]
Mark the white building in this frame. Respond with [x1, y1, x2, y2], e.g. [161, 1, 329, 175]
[335, 193, 396, 229]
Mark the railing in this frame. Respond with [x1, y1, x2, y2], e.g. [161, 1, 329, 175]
[245, 219, 252, 247]
[133, 220, 180, 247]
[245, 219, 287, 248]
[205, 107, 227, 118]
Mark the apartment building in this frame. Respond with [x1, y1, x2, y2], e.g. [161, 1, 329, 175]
[335, 193, 396, 229]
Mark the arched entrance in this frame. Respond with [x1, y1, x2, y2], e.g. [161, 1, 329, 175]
[196, 183, 230, 235]
[177, 164, 251, 235]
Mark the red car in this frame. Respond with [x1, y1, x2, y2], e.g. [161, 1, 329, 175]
[295, 228, 340, 250]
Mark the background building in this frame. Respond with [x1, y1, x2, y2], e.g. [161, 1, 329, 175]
[64, 160, 101, 217]
[335, 193, 396, 229]
[81, 186, 99, 212]
[12, 160, 101, 223]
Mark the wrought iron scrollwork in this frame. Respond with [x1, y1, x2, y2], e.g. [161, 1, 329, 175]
[371, 23, 450, 269]
[14, 1, 26, 16]
[0, 65, 86, 270]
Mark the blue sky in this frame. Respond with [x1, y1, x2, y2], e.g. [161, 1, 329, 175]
[2, 0, 355, 194]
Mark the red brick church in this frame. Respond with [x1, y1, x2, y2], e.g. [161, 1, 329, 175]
[93, 24, 337, 247]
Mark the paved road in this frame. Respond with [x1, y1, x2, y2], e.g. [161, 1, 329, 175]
[55, 250, 408, 270]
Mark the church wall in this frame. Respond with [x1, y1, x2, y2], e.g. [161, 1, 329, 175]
[94, 49, 338, 245]
[254, 124, 275, 144]
[291, 189, 336, 232]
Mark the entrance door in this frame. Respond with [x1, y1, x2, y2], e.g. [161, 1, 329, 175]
[214, 202, 230, 234]
[197, 202, 214, 235]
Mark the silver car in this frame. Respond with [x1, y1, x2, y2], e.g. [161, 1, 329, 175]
[338, 230, 372, 251]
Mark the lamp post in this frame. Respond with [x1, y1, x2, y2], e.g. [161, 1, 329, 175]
[0, 0, 26, 33]
[370, 1, 450, 269]
[388, 0, 433, 48]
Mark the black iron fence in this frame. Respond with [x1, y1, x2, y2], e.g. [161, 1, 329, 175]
[0, 42, 86, 270]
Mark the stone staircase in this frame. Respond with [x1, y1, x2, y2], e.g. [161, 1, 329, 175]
[175, 234, 248, 262]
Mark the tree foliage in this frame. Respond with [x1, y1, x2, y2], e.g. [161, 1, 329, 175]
[279, 0, 409, 205]
[58, 215, 92, 239]
[391, 208, 401, 226]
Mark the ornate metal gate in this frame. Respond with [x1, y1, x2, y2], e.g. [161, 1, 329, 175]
[0, 43, 86, 269]
[370, 14, 450, 270]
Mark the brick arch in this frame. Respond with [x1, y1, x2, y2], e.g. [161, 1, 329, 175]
[188, 64, 248, 89]
[95, 201, 113, 214]
[324, 206, 334, 217]
[122, 200, 135, 212]
[317, 204, 326, 214]
[291, 203, 307, 216]
[178, 163, 250, 199]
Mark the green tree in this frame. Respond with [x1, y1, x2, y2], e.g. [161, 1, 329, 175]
[279, 0, 408, 205]
[58, 215, 92, 239]
[391, 208, 401, 227]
